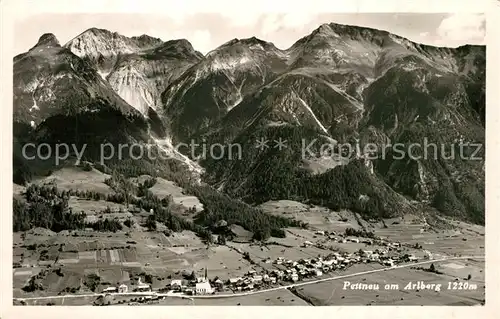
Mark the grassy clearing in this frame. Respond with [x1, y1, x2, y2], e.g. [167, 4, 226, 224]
[32, 167, 113, 195]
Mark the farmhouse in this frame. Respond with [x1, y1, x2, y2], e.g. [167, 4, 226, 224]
[118, 284, 128, 293]
[370, 253, 380, 261]
[384, 259, 395, 267]
[243, 283, 254, 291]
[214, 279, 224, 290]
[171, 279, 183, 291]
[323, 259, 337, 266]
[102, 286, 117, 293]
[408, 255, 418, 262]
[136, 278, 151, 292]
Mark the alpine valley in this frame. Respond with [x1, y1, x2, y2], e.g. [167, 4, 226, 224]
[12, 21, 486, 306]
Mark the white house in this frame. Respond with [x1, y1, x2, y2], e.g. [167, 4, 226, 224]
[118, 284, 128, 293]
[370, 253, 380, 261]
[323, 259, 337, 266]
[137, 283, 151, 292]
[315, 230, 325, 236]
[171, 279, 183, 290]
[291, 273, 299, 282]
[315, 269, 323, 277]
[195, 281, 214, 295]
[384, 259, 395, 267]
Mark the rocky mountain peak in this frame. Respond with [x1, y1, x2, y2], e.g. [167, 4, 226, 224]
[143, 39, 203, 61]
[33, 33, 60, 48]
[216, 36, 276, 51]
[131, 34, 164, 47]
[307, 22, 390, 46]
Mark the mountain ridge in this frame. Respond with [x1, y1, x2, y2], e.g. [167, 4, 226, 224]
[13, 22, 485, 225]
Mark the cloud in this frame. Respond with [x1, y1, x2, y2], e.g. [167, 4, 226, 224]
[221, 12, 261, 27]
[281, 12, 314, 28]
[436, 13, 485, 44]
[260, 13, 316, 36]
[261, 14, 281, 35]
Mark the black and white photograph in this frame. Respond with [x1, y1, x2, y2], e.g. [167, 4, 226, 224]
[3, 0, 493, 312]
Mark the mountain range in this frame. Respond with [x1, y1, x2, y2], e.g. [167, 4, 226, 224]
[13, 23, 486, 225]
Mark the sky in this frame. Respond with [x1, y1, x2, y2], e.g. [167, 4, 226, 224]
[13, 12, 486, 55]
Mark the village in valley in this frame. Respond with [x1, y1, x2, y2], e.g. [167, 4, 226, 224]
[12, 169, 485, 306]
[95, 230, 418, 301]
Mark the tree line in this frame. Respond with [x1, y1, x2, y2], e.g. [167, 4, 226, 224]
[14, 185, 123, 233]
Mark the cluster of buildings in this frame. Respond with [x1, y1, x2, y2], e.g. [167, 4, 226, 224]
[168, 268, 216, 295]
[101, 278, 151, 294]
[223, 243, 420, 292]
[224, 252, 360, 292]
[311, 229, 409, 250]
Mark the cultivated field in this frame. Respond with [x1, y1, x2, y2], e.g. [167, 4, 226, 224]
[292, 261, 485, 306]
